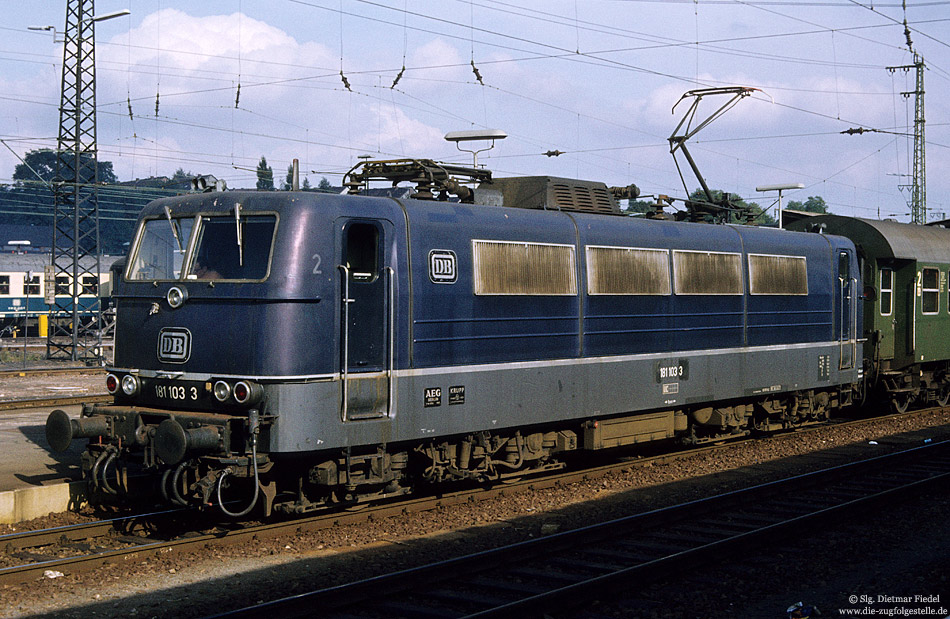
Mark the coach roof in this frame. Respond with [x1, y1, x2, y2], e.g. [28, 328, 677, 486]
[788, 214, 950, 264]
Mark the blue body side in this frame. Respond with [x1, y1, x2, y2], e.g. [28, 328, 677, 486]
[110, 190, 860, 457]
[405, 201, 579, 367]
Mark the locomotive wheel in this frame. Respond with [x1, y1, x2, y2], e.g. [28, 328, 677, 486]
[936, 385, 950, 408]
[890, 392, 913, 414]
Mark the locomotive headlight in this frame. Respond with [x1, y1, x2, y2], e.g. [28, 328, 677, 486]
[213, 380, 231, 402]
[166, 286, 188, 309]
[105, 373, 119, 394]
[120, 374, 140, 396]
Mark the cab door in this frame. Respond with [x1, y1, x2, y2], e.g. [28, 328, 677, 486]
[838, 250, 856, 369]
[339, 219, 395, 421]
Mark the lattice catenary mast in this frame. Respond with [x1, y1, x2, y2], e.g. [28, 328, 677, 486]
[48, 0, 126, 361]
[887, 52, 926, 224]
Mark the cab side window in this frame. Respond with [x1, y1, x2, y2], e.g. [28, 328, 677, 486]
[345, 223, 379, 282]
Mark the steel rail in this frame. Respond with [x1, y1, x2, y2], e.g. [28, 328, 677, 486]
[0, 407, 942, 588]
[0, 394, 111, 411]
[0, 367, 104, 379]
[210, 439, 950, 618]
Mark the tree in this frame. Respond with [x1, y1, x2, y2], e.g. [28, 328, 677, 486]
[318, 177, 333, 192]
[283, 164, 294, 190]
[786, 196, 828, 214]
[622, 198, 657, 216]
[301, 177, 312, 191]
[256, 156, 274, 190]
[12, 148, 117, 187]
[171, 167, 194, 181]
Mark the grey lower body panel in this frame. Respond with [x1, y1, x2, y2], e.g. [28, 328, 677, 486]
[267, 341, 855, 453]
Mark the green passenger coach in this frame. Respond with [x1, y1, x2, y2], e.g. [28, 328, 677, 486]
[789, 215, 950, 412]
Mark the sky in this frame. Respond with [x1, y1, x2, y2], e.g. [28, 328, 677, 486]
[1, 0, 949, 222]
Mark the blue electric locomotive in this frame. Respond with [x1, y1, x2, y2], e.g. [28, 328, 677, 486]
[46, 159, 861, 516]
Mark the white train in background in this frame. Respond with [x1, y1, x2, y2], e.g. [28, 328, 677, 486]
[0, 253, 121, 336]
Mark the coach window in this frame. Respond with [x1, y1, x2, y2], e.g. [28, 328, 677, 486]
[879, 268, 893, 316]
[55, 276, 70, 296]
[922, 268, 939, 314]
[81, 275, 98, 295]
[23, 274, 40, 295]
[0, 276, 8, 295]
[344, 223, 379, 282]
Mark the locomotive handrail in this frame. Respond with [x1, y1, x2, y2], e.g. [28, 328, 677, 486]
[851, 276, 859, 368]
[339, 264, 352, 423]
[386, 266, 395, 419]
[838, 275, 858, 370]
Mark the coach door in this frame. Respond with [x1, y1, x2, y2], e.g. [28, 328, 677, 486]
[838, 249, 856, 369]
[339, 220, 395, 421]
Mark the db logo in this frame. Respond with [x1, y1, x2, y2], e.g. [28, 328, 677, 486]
[157, 328, 192, 363]
[428, 250, 457, 284]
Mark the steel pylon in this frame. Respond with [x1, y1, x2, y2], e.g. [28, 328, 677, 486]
[47, 0, 103, 362]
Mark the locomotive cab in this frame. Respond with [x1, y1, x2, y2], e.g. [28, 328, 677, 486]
[45, 190, 366, 515]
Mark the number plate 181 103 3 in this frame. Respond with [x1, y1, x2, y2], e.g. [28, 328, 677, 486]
[151, 380, 203, 403]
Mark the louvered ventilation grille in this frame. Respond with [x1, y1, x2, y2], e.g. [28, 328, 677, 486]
[552, 184, 614, 214]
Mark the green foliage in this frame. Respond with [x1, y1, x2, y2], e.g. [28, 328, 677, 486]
[283, 164, 294, 190]
[13, 149, 117, 187]
[301, 177, 312, 190]
[786, 196, 828, 213]
[317, 177, 333, 191]
[622, 199, 657, 215]
[687, 188, 775, 225]
[256, 156, 274, 191]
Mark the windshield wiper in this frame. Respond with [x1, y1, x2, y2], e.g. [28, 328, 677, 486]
[234, 202, 244, 267]
[164, 205, 183, 252]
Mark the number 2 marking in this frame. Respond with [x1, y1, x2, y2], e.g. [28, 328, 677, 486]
[312, 253, 322, 275]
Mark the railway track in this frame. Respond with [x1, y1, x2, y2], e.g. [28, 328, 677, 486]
[0, 409, 942, 592]
[0, 367, 103, 379]
[0, 394, 111, 411]
[0, 367, 107, 411]
[214, 438, 950, 618]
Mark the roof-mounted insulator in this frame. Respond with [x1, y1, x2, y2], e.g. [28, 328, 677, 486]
[471, 60, 484, 85]
[391, 66, 405, 89]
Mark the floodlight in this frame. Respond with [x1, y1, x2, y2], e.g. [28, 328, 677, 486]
[444, 129, 507, 143]
[90, 9, 131, 23]
[444, 129, 507, 167]
[756, 183, 804, 192]
[756, 182, 804, 229]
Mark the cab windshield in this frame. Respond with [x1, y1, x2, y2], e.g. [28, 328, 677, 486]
[186, 215, 276, 280]
[127, 217, 194, 280]
[127, 214, 276, 281]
